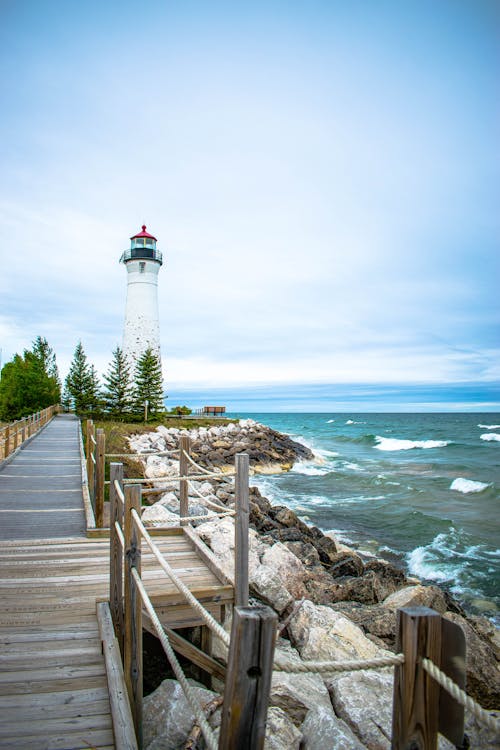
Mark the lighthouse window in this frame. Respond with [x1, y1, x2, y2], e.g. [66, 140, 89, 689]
[139, 262, 146, 273]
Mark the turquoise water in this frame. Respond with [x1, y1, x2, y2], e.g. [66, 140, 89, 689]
[232, 413, 500, 621]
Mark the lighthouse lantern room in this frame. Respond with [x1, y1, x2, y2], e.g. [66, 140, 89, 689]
[121, 224, 163, 371]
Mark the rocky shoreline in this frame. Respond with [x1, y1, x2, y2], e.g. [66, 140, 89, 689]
[128, 419, 500, 749]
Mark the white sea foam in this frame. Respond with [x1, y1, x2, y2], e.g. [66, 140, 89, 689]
[292, 461, 331, 476]
[450, 478, 490, 494]
[478, 424, 500, 429]
[327, 419, 335, 423]
[480, 433, 500, 442]
[374, 436, 449, 451]
[345, 419, 355, 425]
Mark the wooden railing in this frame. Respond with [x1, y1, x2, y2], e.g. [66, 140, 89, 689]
[85, 419, 105, 527]
[88, 425, 498, 748]
[0, 405, 59, 461]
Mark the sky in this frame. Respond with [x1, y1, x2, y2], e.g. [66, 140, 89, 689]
[0, 1, 499, 411]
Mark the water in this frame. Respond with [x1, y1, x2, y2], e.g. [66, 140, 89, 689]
[232, 412, 500, 622]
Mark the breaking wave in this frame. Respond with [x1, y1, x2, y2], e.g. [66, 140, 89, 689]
[480, 433, 500, 442]
[374, 436, 450, 451]
[450, 478, 490, 494]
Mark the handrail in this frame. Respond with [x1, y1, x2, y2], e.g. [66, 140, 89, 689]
[0, 405, 59, 461]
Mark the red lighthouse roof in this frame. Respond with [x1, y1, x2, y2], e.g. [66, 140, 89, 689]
[130, 224, 157, 241]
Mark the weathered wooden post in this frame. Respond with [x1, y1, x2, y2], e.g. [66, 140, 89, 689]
[179, 434, 190, 526]
[86, 420, 95, 507]
[95, 428, 106, 528]
[219, 605, 277, 750]
[392, 607, 441, 750]
[235, 453, 249, 607]
[110, 462, 124, 652]
[124, 484, 143, 748]
[4, 425, 10, 458]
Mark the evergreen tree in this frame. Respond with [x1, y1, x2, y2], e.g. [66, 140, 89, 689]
[0, 338, 61, 420]
[64, 342, 94, 414]
[87, 365, 103, 415]
[102, 346, 133, 418]
[32, 336, 61, 390]
[133, 347, 164, 418]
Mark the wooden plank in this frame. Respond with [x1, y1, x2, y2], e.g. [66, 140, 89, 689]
[0, 727, 114, 750]
[95, 429, 105, 528]
[392, 606, 441, 750]
[124, 485, 142, 748]
[97, 601, 139, 750]
[219, 605, 277, 750]
[179, 434, 190, 525]
[235, 453, 249, 607]
[110, 462, 125, 651]
[142, 613, 227, 681]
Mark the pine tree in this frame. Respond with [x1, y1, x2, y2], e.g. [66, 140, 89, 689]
[31, 336, 61, 403]
[64, 342, 94, 414]
[133, 347, 164, 419]
[102, 346, 133, 419]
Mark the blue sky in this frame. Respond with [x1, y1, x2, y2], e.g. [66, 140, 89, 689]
[0, 1, 498, 411]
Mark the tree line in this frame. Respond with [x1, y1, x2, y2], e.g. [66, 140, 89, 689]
[0, 337, 190, 422]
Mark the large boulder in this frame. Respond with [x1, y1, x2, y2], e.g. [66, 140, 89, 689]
[327, 669, 394, 750]
[382, 584, 448, 614]
[143, 678, 218, 749]
[270, 641, 333, 725]
[263, 706, 302, 749]
[142, 505, 179, 527]
[300, 706, 366, 750]
[287, 600, 389, 662]
[260, 543, 308, 600]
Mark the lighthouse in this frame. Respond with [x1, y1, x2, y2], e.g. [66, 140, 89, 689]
[120, 225, 163, 371]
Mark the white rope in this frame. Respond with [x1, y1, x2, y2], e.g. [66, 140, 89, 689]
[183, 450, 233, 480]
[106, 450, 175, 458]
[177, 511, 235, 522]
[273, 652, 404, 674]
[422, 658, 500, 732]
[91, 454, 96, 465]
[90, 435, 96, 445]
[130, 509, 230, 647]
[131, 568, 218, 750]
[114, 520, 125, 548]
[187, 480, 234, 513]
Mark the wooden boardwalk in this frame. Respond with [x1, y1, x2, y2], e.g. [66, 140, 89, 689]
[0, 416, 233, 749]
[0, 414, 85, 540]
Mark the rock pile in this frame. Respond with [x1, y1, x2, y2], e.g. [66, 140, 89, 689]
[129, 418, 313, 473]
[128, 421, 500, 749]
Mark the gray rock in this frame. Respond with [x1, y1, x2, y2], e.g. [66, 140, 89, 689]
[382, 584, 448, 614]
[264, 706, 302, 749]
[327, 669, 394, 749]
[301, 706, 366, 749]
[143, 679, 217, 750]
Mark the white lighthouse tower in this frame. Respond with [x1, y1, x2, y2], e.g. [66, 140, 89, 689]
[120, 224, 163, 370]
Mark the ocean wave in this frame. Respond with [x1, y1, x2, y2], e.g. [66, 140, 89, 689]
[480, 433, 500, 442]
[327, 419, 335, 423]
[374, 436, 450, 451]
[292, 461, 332, 477]
[345, 419, 365, 425]
[450, 478, 490, 494]
[478, 424, 500, 429]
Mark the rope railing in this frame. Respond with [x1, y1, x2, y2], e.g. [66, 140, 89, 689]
[130, 507, 231, 647]
[105, 434, 499, 749]
[182, 449, 234, 479]
[131, 568, 218, 750]
[422, 657, 500, 732]
[0, 406, 58, 461]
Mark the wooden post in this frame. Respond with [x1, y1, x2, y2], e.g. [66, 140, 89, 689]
[95, 428, 106, 528]
[5, 425, 10, 457]
[124, 484, 143, 748]
[179, 434, 190, 526]
[392, 607, 441, 750]
[219, 605, 277, 750]
[235, 453, 249, 607]
[110, 462, 124, 653]
[86, 420, 95, 507]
